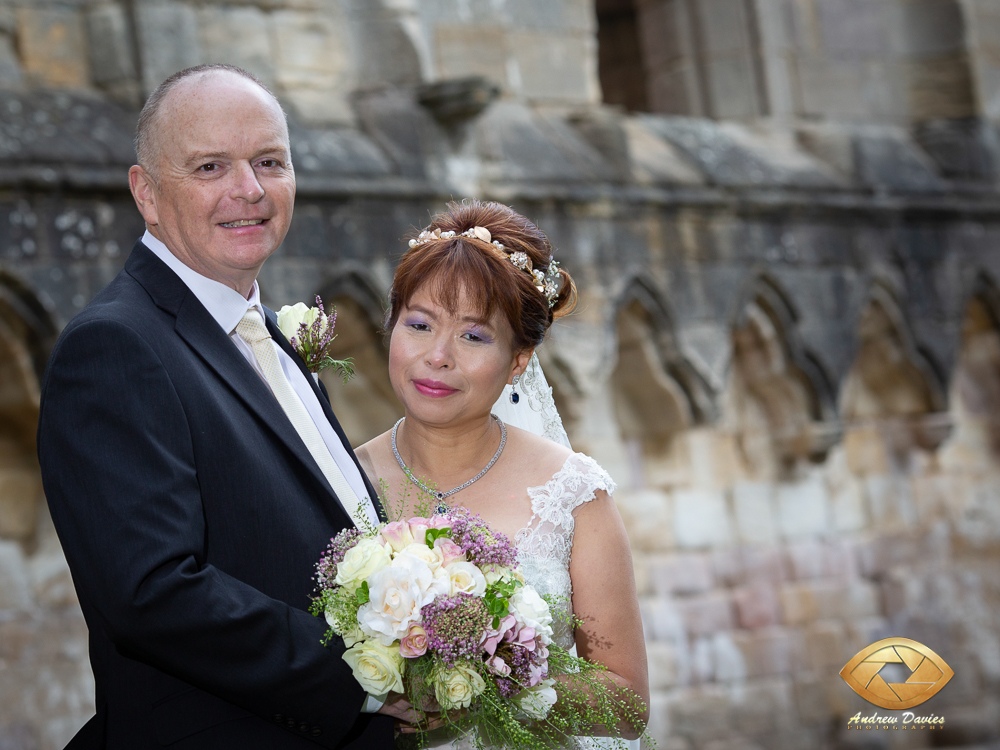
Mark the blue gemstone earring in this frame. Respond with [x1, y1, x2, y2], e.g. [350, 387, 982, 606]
[510, 374, 521, 405]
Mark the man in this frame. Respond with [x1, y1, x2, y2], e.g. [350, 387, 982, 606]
[37, 65, 413, 748]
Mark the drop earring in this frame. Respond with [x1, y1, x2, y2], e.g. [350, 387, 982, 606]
[510, 374, 521, 405]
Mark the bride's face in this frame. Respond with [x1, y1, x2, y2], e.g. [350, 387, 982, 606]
[389, 285, 528, 428]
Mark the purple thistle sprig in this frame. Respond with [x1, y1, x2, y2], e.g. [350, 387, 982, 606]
[446, 507, 518, 569]
[291, 296, 355, 382]
[421, 592, 491, 668]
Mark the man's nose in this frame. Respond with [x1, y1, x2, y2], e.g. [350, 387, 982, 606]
[231, 162, 265, 202]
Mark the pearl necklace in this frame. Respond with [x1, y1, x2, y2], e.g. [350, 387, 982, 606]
[391, 414, 507, 511]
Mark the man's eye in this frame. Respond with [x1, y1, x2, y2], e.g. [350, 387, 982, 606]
[198, 164, 217, 173]
[258, 159, 278, 168]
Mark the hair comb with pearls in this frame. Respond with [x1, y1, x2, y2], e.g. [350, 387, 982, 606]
[407, 225, 563, 308]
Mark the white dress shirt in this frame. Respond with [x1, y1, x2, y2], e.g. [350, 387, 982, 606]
[142, 230, 379, 528]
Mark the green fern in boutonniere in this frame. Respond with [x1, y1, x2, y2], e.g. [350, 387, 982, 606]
[277, 296, 355, 383]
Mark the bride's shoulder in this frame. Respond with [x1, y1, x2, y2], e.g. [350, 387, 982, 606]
[355, 431, 393, 481]
[505, 425, 572, 473]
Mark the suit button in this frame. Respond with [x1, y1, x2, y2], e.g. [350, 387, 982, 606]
[286, 718, 297, 729]
[273, 714, 284, 724]
[311, 727, 322, 737]
[299, 723, 309, 733]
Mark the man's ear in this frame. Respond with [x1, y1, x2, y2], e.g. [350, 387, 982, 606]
[510, 348, 534, 384]
[129, 165, 159, 226]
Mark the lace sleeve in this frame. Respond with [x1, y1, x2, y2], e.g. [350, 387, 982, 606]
[515, 453, 617, 567]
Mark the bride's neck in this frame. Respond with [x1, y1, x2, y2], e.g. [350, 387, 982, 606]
[395, 413, 500, 481]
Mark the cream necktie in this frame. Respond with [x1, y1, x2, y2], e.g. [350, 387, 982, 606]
[236, 309, 370, 529]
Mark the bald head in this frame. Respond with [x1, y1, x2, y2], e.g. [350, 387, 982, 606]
[135, 64, 287, 181]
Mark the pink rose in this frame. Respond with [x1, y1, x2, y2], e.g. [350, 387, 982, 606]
[428, 516, 452, 530]
[434, 537, 466, 567]
[407, 517, 431, 544]
[380, 521, 414, 553]
[400, 623, 428, 658]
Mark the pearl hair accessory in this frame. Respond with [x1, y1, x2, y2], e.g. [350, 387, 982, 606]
[407, 225, 563, 308]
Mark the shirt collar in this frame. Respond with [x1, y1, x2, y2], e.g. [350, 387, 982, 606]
[142, 229, 264, 334]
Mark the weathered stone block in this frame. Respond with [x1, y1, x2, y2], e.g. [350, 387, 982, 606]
[733, 627, 796, 678]
[673, 488, 732, 548]
[712, 631, 748, 682]
[16, 7, 90, 88]
[830, 475, 867, 532]
[779, 580, 850, 624]
[676, 592, 734, 636]
[640, 596, 686, 642]
[136, 2, 201, 94]
[816, 0, 891, 60]
[86, 4, 136, 86]
[732, 481, 777, 545]
[647, 640, 680, 690]
[734, 584, 781, 629]
[776, 476, 829, 539]
[508, 31, 598, 104]
[434, 25, 508, 86]
[0, 466, 39, 540]
[0, 540, 31, 611]
[801, 621, 846, 671]
[197, 6, 275, 88]
[616, 488, 674, 551]
[649, 553, 714, 596]
[272, 10, 348, 88]
[731, 677, 796, 736]
[668, 685, 733, 741]
[785, 538, 825, 579]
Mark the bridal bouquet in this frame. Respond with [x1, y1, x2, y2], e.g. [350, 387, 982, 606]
[310, 507, 647, 748]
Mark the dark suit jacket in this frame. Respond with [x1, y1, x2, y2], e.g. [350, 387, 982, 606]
[37, 240, 393, 749]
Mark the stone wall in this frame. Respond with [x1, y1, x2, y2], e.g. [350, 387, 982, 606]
[0, 1, 998, 749]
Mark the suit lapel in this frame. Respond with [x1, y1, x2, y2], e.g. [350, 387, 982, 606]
[265, 310, 389, 523]
[125, 241, 351, 528]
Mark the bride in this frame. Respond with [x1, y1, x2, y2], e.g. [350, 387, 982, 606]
[355, 200, 649, 745]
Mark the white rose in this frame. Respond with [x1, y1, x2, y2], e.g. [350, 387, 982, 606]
[516, 678, 558, 720]
[343, 639, 405, 695]
[510, 585, 554, 645]
[445, 561, 487, 597]
[340, 624, 366, 648]
[434, 662, 486, 710]
[335, 538, 392, 592]
[483, 566, 517, 586]
[396, 542, 445, 573]
[358, 555, 448, 646]
[276, 302, 327, 341]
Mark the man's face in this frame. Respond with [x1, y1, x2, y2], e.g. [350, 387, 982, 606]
[131, 72, 296, 292]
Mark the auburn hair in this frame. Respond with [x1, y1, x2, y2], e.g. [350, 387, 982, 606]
[386, 200, 577, 352]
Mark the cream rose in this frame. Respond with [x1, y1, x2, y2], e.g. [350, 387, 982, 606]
[434, 662, 486, 710]
[335, 538, 392, 592]
[510, 585, 554, 645]
[396, 542, 445, 573]
[343, 639, 405, 695]
[445, 561, 487, 596]
[276, 302, 327, 341]
[358, 555, 448, 646]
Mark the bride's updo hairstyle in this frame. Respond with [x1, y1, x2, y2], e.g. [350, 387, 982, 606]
[387, 200, 577, 352]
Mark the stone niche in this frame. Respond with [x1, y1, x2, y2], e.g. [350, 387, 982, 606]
[724, 285, 838, 481]
[0, 315, 41, 542]
[840, 286, 950, 474]
[317, 295, 402, 449]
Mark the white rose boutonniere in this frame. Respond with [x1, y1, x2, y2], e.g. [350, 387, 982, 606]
[276, 296, 355, 382]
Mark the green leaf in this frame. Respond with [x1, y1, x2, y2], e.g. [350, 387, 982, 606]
[355, 580, 370, 606]
[424, 527, 451, 549]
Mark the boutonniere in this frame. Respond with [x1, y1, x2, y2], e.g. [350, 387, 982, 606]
[277, 296, 355, 383]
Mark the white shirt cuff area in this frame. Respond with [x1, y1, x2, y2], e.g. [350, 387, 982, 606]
[361, 692, 387, 713]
